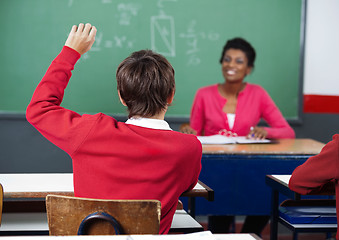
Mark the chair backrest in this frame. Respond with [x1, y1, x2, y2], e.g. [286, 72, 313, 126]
[0, 184, 3, 225]
[46, 194, 161, 235]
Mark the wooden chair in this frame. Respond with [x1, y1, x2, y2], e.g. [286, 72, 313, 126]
[46, 194, 161, 235]
[279, 199, 337, 240]
[0, 183, 3, 226]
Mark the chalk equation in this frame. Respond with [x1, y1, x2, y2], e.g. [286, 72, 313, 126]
[180, 20, 220, 66]
[116, 3, 141, 26]
[69, 0, 220, 66]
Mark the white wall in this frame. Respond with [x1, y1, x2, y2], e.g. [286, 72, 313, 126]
[303, 0, 339, 95]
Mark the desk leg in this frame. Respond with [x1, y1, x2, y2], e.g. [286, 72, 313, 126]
[187, 197, 196, 218]
[270, 189, 279, 240]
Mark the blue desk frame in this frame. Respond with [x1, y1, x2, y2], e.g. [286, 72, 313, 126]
[266, 175, 300, 240]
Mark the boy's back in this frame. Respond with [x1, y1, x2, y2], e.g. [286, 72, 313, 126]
[73, 115, 202, 234]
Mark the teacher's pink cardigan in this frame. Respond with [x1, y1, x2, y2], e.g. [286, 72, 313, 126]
[190, 83, 295, 139]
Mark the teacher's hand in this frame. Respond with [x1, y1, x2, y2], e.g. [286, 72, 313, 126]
[179, 123, 197, 135]
[247, 126, 267, 140]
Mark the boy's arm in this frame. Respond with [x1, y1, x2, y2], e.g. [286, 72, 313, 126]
[26, 24, 97, 154]
[289, 135, 339, 195]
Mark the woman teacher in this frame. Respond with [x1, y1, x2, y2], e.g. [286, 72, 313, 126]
[182, 37, 295, 140]
[181, 38, 295, 236]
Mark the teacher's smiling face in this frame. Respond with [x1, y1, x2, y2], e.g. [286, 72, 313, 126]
[222, 48, 252, 83]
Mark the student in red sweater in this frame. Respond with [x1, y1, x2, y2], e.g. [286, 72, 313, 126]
[26, 23, 202, 234]
[289, 135, 339, 240]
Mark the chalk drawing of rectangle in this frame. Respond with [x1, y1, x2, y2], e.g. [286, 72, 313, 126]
[151, 15, 175, 57]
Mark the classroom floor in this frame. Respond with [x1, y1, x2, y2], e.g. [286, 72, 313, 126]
[196, 216, 336, 240]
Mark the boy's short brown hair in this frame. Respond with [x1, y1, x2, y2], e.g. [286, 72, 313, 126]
[116, 50, 175, 118]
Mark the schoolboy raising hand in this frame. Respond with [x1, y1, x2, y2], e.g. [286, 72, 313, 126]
[26, 23, 202, 234]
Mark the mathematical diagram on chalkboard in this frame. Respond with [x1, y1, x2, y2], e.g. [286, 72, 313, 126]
[150, 14, 176, 57]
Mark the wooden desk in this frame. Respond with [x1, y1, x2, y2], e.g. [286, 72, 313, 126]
[0, 173, 213, 200]
[202, 138, 324, 155]
[0, 173, 213, 218]
[194, 139, 324, 216]
[266, 174, 336, 240]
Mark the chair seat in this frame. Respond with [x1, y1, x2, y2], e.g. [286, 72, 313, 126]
[278, 199, 338, 236]
[279, 205, 337, 224]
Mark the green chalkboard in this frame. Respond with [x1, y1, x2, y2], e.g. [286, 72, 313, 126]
[0, 0, 302, 118]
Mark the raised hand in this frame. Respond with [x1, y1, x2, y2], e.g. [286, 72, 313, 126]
[65, 23, 97, 55]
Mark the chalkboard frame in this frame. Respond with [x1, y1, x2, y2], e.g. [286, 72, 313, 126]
[0, 0, 307, 123]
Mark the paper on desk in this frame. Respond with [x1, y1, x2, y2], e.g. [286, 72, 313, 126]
[197, 135, 271, 144]
[214, 233, 260, 239]
[233, 136, 271, 144]
[131, 232, 258, 240]
[130, 231, 215, 240]
[197, 135, 235, 144]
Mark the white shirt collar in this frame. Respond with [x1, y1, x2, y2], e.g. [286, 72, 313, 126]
[125, 117, 172, 131]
